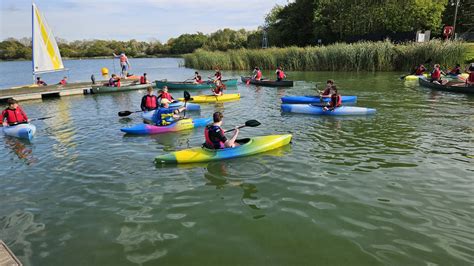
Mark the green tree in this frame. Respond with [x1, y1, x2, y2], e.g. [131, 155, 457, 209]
[203, 29, 249, 51]
[168, 33, 208, 54]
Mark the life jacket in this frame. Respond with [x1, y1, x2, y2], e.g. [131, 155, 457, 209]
[2, 107, 28, 126]
[160, 92, 173, 101]
[278, 70, 285, 79]
[153, 108, 174, 126]
[329, 94, 342, 108]
[321, 86, 332, 96]
[195, 75, 203, 83]
[140, 76, 147, 84]
[431, 68, 441, 80]
[59, 79, 67, 85]
[256, 70, 262, 80]
[415, 66, 425, 76]
[120, 55, 127, 63]
[108, 78, 115, 86]
[145, 95, 157, 110]
[204, 125, 225, 149]
[468, 72, 474, 83]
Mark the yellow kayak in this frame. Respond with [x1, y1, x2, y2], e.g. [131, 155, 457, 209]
[177, 93, 240, 103]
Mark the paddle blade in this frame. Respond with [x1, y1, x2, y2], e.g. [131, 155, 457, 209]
[246, 78, 250, 85]
[184, 91, 191, 101]
[245, 120, 261, 127]
[118, 111, 133, 117]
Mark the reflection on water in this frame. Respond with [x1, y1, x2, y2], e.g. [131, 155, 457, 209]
[4, 137, 36, 164]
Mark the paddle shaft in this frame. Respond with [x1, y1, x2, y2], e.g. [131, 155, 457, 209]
[225, 125, 246, 133]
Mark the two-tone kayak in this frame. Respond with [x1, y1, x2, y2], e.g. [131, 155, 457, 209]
[90, 83, 152, 94]
[3, 123, 36, 140]
[121, 117, 211, 135]
[155, 134, 292, 164]
[281, 95, 358, 104]
[155, 79, 238, 90]
[177, 94, 240, 103]
[418, 77, 474, 94]
[281, 104, 376, 115]
[241, 76, 294, 87]
[141, 103, 200, 121]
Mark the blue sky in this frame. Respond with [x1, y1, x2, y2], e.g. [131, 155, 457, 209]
[1, 0, 289, 42]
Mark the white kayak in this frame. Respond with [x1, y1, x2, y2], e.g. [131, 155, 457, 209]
[3, 123, 36, 140]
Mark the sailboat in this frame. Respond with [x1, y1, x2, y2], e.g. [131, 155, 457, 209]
[31, 3, 65, 84]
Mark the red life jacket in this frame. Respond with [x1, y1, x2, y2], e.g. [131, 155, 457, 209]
[2, 107, 28, 125]
[140, 76, 147, 84]
[120, 55, 127, 62]
[415, 67, 425, 75]
[160, 92, 173, 101]
[59, 79, 67, 85]
[145, 95, 157, 110]
[468, 72, 474, 83]
[329, 94, 342, 108]
[256, 71, 262, 80]
[116, 79, 121, 87]
[278, 70, 285, 79]
[431, 68, 441, 80]
[204, 125, 225, 149]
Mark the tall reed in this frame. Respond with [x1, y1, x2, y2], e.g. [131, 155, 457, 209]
[183, 40, 467, 72]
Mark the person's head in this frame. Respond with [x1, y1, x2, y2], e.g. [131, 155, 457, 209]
[7, 98, 18, 109]
[63, 76, 67, 80]
[277, 66, 281, 70]
[146, 86, 154, 94]
[434, 64, 440, 68]
[143, 73, 147, 76]
[161, 98, 171, 108]
[111, 74, 116, 78]
[37, 77, 40, 81]
[163, 86, 168, 92]
[195, 71, 199, 75]
[213, 111, 223, 123]
[327, 79, 334, 85]
[120, 52, 125, 56]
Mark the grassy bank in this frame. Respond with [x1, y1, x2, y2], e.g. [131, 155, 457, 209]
[184, 40, 467, 72]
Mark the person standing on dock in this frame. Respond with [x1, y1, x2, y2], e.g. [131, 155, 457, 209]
[2, 99, 29, 127]
[36, 77, 47, 86]
[113, 52, 131, 77]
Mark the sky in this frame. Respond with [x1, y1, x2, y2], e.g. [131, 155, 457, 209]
[0, 0, 289, 43]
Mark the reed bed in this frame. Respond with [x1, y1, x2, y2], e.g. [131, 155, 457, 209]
[183, 40, 467, 71]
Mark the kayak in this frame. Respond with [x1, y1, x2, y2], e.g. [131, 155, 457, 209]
[90, 83, 152, 94]
[405, 74, 429, 81]
[281, 104, 376, 115]
[141, 103, 200, 121]
[155, 134, 292, 164]
[241, 76, 294, 87]
[155, 79, 238, 90]
[3, 123, 36, 140]
[418, 77, 474, 94]
[177, 94, 240, 103]
[120, 117, 211, 135]
[281, 95, 358, 104]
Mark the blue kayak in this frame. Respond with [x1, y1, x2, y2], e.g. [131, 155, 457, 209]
[281, 95, 358, 104]
[281, 104, 376, 116]
[121, 117, 211, 135]
[3, 123, 36, 140]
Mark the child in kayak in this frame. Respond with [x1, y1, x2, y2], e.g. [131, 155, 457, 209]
[276, 66, 286, 81]
[152, 99, 185, 126]
[193, 72, 203, 84]
[2, 98, 29, 126]
[323, 86, 342, 111]
[212, 80, 226, 96]
[319, 80, 334, 99]
[466, 63, 474, 86]
[430, 64, 448, 85]
[141, 87, 158, 111]
[36, 77, 47, 86]
[204, 112, 239, 149]
[448, 64, 462, 76]
[157, 86, 174, 102]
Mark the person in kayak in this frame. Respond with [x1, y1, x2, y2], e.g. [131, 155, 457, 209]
[36, 77, 47, 86]
[58, 77, 68, 85]
[466, 63, 474, 86]
[323, 86, 342, 111]
[204, 111, 239, 149]
[141, 87, 158, 111]
[113, 52, 131, 77]
[2, 98, 29, 127]
[193, 71, 203, 84]
[253, 67, 262, 80]
[152, 99, 185, 126]
[319, 79, 335, 99]
[140, 73, 150, 84]
[430, 64, 447, 85]
[212, 80, 226, 96]
[157, 86, 174, 102]
[213, 69, 222, 82]
[414, 64, 426, 76]
[276, 66, 286, 81]
[447, 64, 462, 76]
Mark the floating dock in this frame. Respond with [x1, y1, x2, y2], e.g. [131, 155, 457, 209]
[0, 241, 22, 266]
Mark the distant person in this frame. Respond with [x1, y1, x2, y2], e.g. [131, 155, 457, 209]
[113, 52, 131, 77]
[212, 80, 225, 96]
[213, 69, 222, 82]
[193, 71, 203, 84]
[58, 76, 68, 85]
[2, 98, 29, 126]
[204, 111, 239, 149]
[276, 66, 286, 81]
[105, 74, 120, 87]
[91, 74, 96, 84]
[139, 73, 150, 84]
[319, 79, 334, 99]
[36, 77, 47, 86]
[141, 87, 158, 111]
[414, 64, 426, 76]
[466, 63, 474, 86]
[430, 64, 447, 85]
[253, 67, 262, 80]
[447, 63, 462, 76]
[323, 86, 342, 111]
[152, 99, 185, 126]
[157, 86, 174, 102]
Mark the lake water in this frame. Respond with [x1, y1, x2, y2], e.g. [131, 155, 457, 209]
[0, 58, 473, 265]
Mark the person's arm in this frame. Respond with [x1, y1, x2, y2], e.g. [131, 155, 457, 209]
[140, 96, 147, 111]
[19, 107, 28, 121]
[224, 128, 239, 148]
[1, 111, 7, 126]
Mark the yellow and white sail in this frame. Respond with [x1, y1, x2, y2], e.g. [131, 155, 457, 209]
[32, 3, 64, 74]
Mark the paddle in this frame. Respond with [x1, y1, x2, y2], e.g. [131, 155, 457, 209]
[118, 110, 143, 117]
[225, 120, 261, 133]
[0, 116, 54, 127]
[400, 58, 432, 80]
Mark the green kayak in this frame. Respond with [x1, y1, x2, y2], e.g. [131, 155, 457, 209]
[155, 79, 238, 90]
[89, 83, 153, 94]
